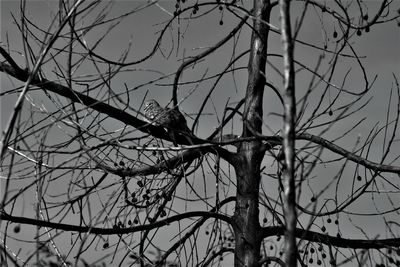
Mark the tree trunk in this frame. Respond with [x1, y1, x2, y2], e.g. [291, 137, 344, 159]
[233, 145, 264, 266]
[233, 1, 271, 266]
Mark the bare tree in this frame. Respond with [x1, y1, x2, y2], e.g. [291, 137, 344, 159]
[1, 0, 400, 266]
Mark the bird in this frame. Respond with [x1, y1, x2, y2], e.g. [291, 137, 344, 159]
[143, 99, 192, 145]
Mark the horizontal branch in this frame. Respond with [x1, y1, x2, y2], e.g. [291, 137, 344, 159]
[297, 133, 400, 174]
[211, 132, 400, 174]
[264, 226, 400, 250]
[0, 210, 231, 236]
[104, 147, 205, 177]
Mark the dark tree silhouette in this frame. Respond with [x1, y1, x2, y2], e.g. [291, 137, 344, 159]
[1, 0, 400, 266]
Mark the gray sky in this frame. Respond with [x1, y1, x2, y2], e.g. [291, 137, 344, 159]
[1, 1, 400, 266]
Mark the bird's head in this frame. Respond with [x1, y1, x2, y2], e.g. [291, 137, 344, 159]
[144, 99, 160, 113]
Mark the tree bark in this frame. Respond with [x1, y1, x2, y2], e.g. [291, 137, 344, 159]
[233, 1, 271, 266]
[279, 0, 298, 265]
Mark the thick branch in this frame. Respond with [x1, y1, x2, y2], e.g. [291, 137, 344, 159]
[264, 226, 400, 250]
[0, 210, 231, 236]
[0, 62, 237, 169]
[0, 62, 162, 139]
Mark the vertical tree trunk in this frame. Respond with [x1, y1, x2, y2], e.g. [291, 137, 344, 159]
[233, 1, 271, 266]
[279, 0, 298, 266]
[233, 148, 264, 267]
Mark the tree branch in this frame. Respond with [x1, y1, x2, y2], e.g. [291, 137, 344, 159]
[297, 133, 400, 174]
[0, 210, 231, 236]
[263, 226, 400, 250]
[0, 61, 237, 169]
[172, 11, 249, 107]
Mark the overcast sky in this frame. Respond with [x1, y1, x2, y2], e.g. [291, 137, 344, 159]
[1, 1, 400, 266]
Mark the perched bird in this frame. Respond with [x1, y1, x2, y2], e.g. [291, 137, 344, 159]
[143, 99, 192, 145]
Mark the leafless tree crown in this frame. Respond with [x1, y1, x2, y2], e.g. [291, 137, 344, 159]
[1, 1, 400, 266]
